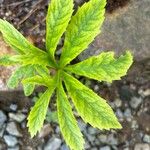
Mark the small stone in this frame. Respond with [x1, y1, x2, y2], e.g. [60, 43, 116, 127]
[60, 144, 69, 150]
[131, 120, 139, 130]
[38, 124, 53, 138]
[0, 123, 6, 137]
[0, 110, 7, 128]
[143, 134, 150, 143]
[99, 146, 111, 150]
[84, 141, 91, 149]
[9, 104, 18, 112]
[107, 134, 118, 145]
[116, 109, 124, 120]
[129, 97, 142, 109]
[114, 99, 122, 108]
[87, 127, 97, 135]
[139, 89, 150, 97]
[78, 119, 87, 132]
[94, 85, 99, 91]
[4, 135, 18, 147]
[134, 143, 150, 150]
[98, 134, 107, 143]
[6, 122, 22, 137]
[7, 145, 19, 150]
[9, 113, 26, 123]
[44, 138, 61, 150]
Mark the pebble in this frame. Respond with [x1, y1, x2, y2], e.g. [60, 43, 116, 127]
[143, 134, 150, 143]
[78, 119, 87, 132]
[87, 127, 97, 135]
[107, 133, 118, 145]
[9, 104, 18, 112]
[0, 123, 6, 137]
[38, 124, 53, 138]
[99, 146, 111, 150]
[98, 134, 107, 143]
[7, 145, 19, 150]
[60, 144, 69, 150]
[0, 110, 7, 128]
[9, 112, 26, 123]
[44, 138, 62, 150]
[6, 122, 22, 137]
[114, 99, 122, 108]
[116, 109, 124, 121]
[4, 135, 18, 147]
[129, 97, 142, 109]
[131, 120, 139, 130]
[134, 143, 150, 150]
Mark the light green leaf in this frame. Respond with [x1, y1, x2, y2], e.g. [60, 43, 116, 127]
[22, 75, 53, 87]
[7, 65, 35, 89]
[0, 55, 17, 66]
[59, 0, 106, 67]
[23, 84, 35, 96]
[0, 19, 44, 54]
[46, 0, 73, 59]
[57, 81, 84, 150]
[65, 51, 133, 82]
[63, 72, 122, 130]
[11, 52, 55, 68]
[27, 88, 55, 137]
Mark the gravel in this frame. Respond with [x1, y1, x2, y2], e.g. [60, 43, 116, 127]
[134, 143, 150, 150]
[44, 138, 62, 150]
[143, 134, 150, 143]
[99, 146, 111, 150]
[4, 135, 18, 147]
[6, 122, 22, 137]
[129, 97, 143, 109]
[0, 110, 7, 128]
[9, 112, 26, 123]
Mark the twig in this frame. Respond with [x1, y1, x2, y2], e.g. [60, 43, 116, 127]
[17, 0, 43, 27]
[7, 0, 31, 7]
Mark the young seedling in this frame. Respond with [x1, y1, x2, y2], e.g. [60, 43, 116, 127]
[0, 0, 133, 149]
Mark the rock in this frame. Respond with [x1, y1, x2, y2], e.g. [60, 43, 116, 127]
[143, 134, 150, 143]
[44, 138, 62, 150]
[9, 104, 18, 112]
[79, 0, 150, 62]
[9, 112, 26, 123]
[78, 119, 87, 132]
[113, 99, 122, 108]
[6, 122, 22, 137]
[0, 110, 7, 128]
[38, 124, 53, 138]
[107, 133, 118, 145]
[98, 134, 107, 143]
[7, 145, 20, 150]
[60, 144, 69, 150]
[87, 127, 97, 135]
[129, 97, 143, 109]
[4, 135, 18, 147]
[134, 143, 150, 150]
[124, 108, 132, 122]
[131, 120, 139, 130]
[0, 123, 6, 137]
[116, 109, 124, 121]
[99, 146, 111, 150]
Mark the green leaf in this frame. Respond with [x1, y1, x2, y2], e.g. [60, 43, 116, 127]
[0, 55, 17, 66]
[22, 75, 53, 87]
[46, 0, 73, 59]
[27, 88, 55, 137]
[11, 52, 55, 68]
[0, 19, 44, 54]
[23, 84, 35, 96]
[59, 0, 106, 67]
[63, 72, 122, 130]
[7, 65, 35, 89]
[65, 51, 133, 82]
[57, 81, 84, 150]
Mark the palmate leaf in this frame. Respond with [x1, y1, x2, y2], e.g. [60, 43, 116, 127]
[22, 75, 53, 87]
[27, 87, 55, 137]
[46, 0, 73, 59]
[63, 72, 122, 130]
[7, 65, 35, 90]
[57, 81, 84, 150]
[0, 19, 43, 54]
[65, 51, 133, 82]
[59, 0, 106, 67]
[10, 52, 55, 68]
[0, 55, 17, 66]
